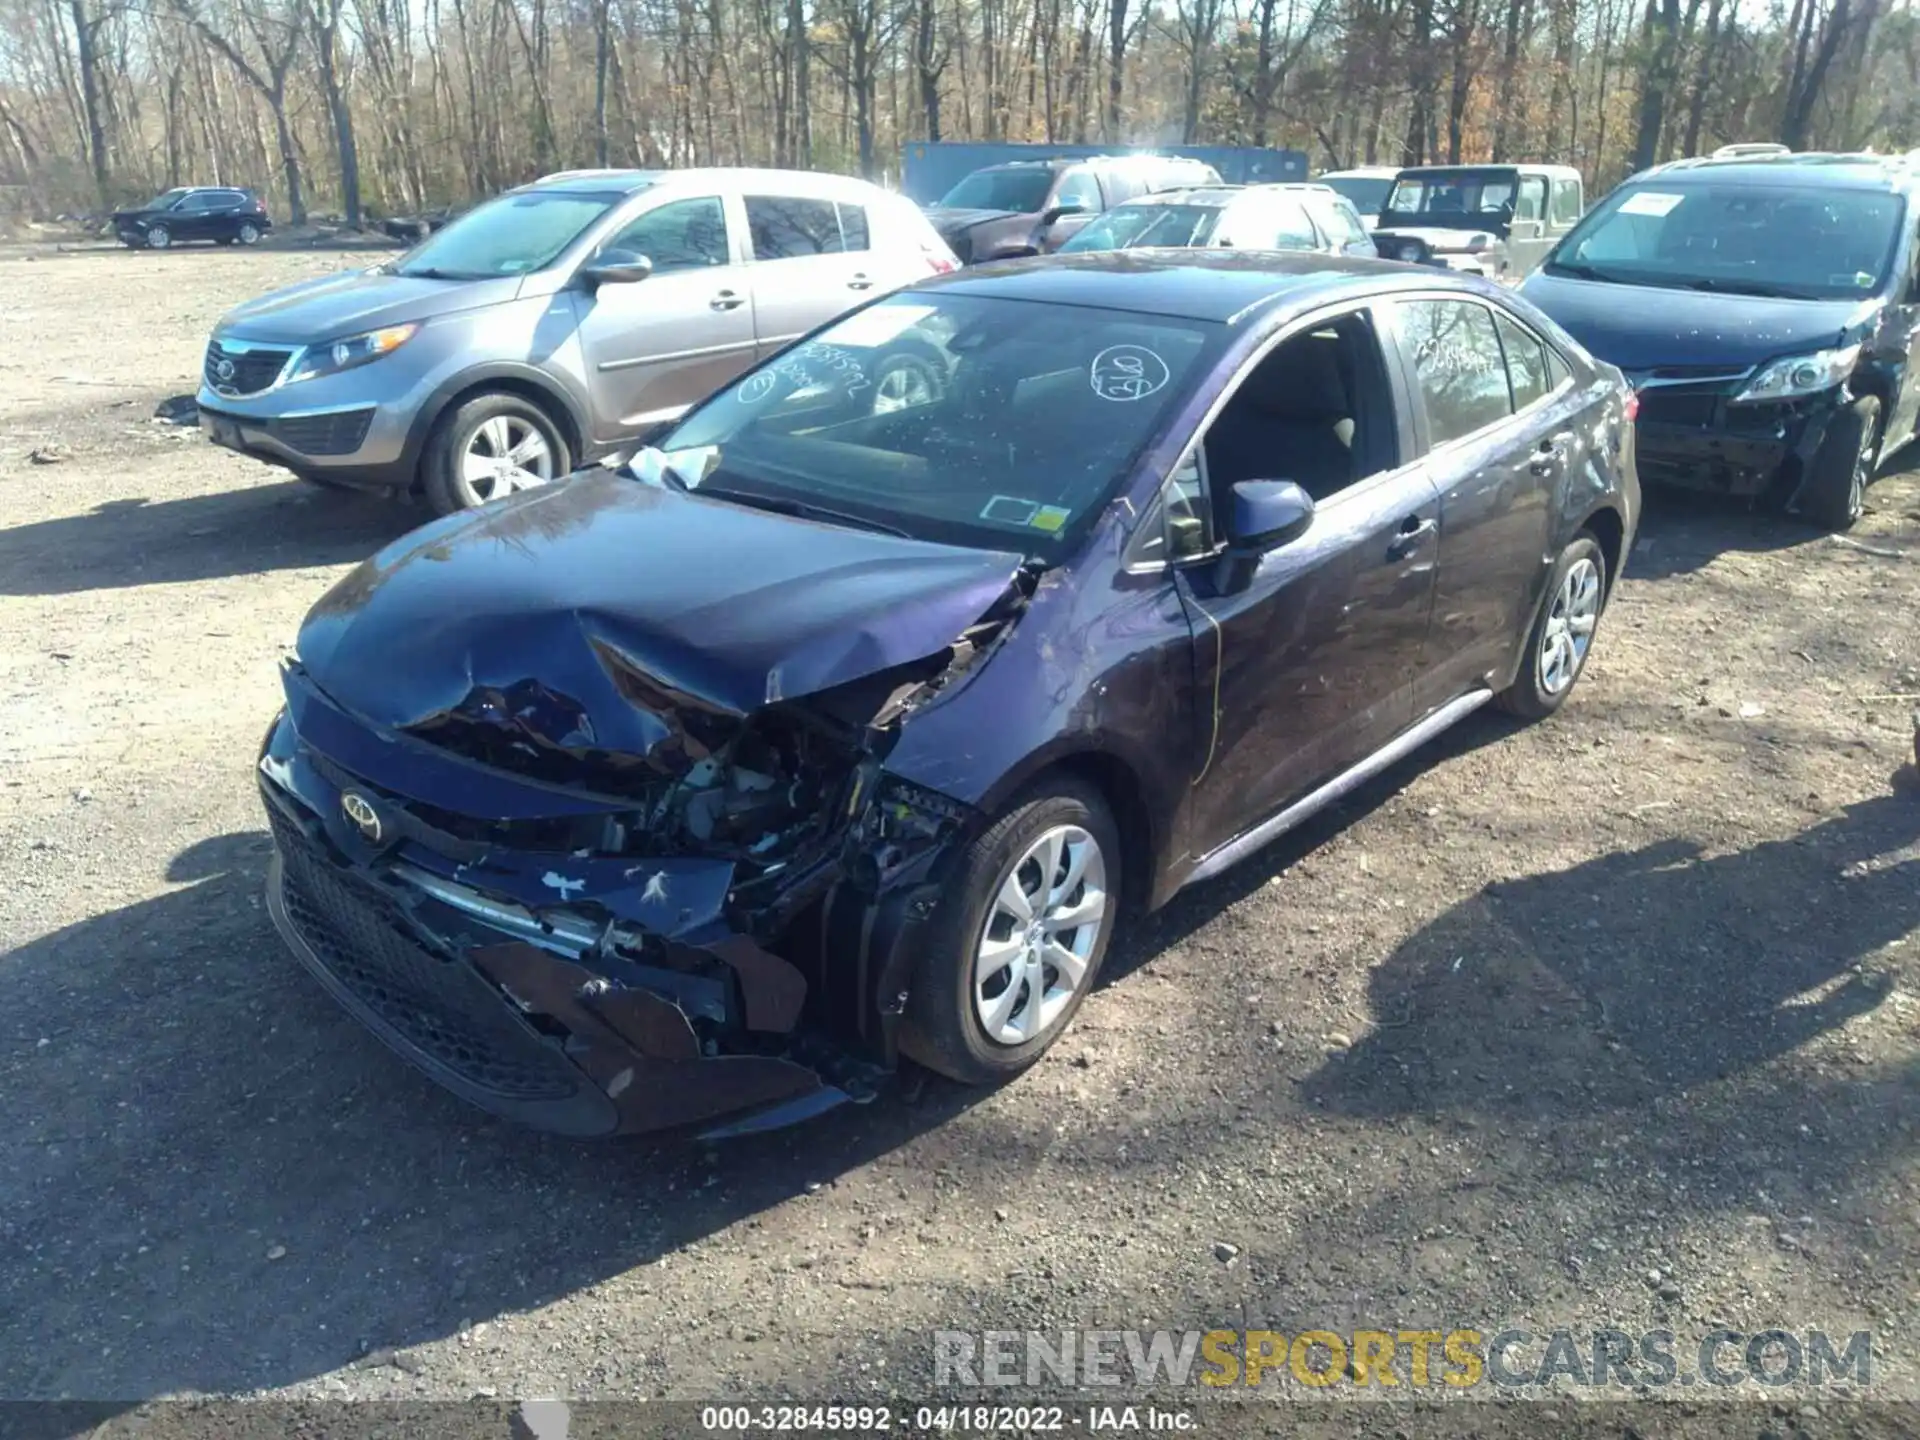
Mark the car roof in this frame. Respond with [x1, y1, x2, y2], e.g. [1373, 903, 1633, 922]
[1391, 162, 1583, 181]
[919, 250, 1484, 324]
[519, 167, 894, 199]
[1628, 151, 1920, 192]
[1113, 186, 1244, 209]
[1318, 167, 1401, 179]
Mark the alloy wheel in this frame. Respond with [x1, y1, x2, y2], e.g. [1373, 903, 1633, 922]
[147, 225, 171, 250]
[460, 415, 555, 504]
[238, 223, 261, 245]
[1537, 556, 1602, 697]
[973, 824, 1108, 1046]
[872, 361, 936, 415]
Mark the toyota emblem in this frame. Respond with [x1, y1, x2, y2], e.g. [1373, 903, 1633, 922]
[212, 356, 236, 384]
[340, 791, 383, 843]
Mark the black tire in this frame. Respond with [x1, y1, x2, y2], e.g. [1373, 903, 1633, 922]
[420, 392, 572, 516]
[898, 777, 1122, 1085]
[1800, 394, 1880, 533]
[237, 221, 262, 246]
[1496, 532, 1609, 722]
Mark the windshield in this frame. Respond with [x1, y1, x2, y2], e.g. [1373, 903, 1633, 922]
[1543, 182, 1905, 301]
[144, 189, 190, 211]
[1383, 169, 1518, 229]
[1322, 176, 1392, 217]
[1059, 204, 1221, 252]
[938, 168, 1055, 214]
[393, 189, 631, 279]
[653, 294, 1221, 554]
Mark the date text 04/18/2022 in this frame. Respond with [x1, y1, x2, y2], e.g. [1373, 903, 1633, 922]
[697, 1405, 1198, 1432]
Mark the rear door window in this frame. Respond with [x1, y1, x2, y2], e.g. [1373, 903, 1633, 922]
[746, 195, 846, 258]
[1516, 177, 1547, 224]
[1495, 313, 1551, 409]
[1550, 178, 1583, 226]
[837, 202, 870, 252]
[1395, 298, 1514, 446]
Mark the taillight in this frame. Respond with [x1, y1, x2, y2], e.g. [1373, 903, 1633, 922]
[1623, 390, 1640, 423]
[926, 249, 957, 274]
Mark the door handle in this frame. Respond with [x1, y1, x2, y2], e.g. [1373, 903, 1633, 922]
[847, 273, 874, 291]
[1386, 515, 1438, 561]
[710, 291, 745, 311]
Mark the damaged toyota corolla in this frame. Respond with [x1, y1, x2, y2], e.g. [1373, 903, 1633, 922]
[259, 252, 1638, 1139]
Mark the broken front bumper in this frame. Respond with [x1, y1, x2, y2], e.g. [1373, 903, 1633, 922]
[255, 694, 889, 1140]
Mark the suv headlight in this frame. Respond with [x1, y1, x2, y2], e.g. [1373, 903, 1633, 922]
[1733, 343, 1860, 404]
[286, 323, 419, 384]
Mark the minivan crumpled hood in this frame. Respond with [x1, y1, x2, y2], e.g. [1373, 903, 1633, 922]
[296, 469, 1025, 768]
[218, 267, 518, 342]
[924, 205, 1020, 234]
[1520, 273, 1875, 371]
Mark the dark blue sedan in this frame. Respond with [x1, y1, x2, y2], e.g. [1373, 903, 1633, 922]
[257, 253, 1640, 1139]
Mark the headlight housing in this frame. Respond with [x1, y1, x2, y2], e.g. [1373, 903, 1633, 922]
[286, 323, 419, 384]
[1733, 343, 1860, 404]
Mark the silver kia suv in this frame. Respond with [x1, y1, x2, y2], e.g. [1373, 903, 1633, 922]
[197, 167, 958, 512]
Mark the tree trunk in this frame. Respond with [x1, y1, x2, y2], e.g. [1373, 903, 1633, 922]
[1628, 0, 1682, 174]
[1105, 0, 1127, 141]
[68, 0, 111, 201]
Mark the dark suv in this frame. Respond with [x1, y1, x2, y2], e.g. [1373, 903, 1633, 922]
[1521, 150, 1920, 529]
[925, 155, 1222, 264]
[113, 187, 271, 249]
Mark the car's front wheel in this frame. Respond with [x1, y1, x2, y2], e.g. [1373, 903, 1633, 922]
[899, 777, 1121, 1085]
[1801, 394, 1880, 532]
[145, 225, 171, 250]
[421, 392, 572, 515]
[1497, 532, 1608, 721]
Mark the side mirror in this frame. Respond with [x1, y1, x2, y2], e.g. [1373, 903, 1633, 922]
[1228, 479, 1315, 550]
[581, 251, 653, 288]
[1043, 202, 1090, 225]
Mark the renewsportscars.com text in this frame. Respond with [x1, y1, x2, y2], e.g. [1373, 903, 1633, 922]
[933, 1328, 1874, 1392]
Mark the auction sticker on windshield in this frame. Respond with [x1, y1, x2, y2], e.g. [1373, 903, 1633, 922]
[1618, 191, 1685, 218]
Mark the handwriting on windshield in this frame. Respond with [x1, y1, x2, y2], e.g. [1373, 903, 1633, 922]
[1090, 345, 1170, 402]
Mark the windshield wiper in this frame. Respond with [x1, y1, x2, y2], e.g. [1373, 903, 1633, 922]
[697, 484, 911, 538]
[1672, 276, 1819, 300]
[399, 266, 478, 281]
[1545, 259, 1628, 283]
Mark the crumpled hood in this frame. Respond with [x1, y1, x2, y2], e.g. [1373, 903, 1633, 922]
[216, 267, 518, 342]
[296, 469, 1024, 765]
[1519, 272, 1872, 371]
[1373, 224, 1501, 254]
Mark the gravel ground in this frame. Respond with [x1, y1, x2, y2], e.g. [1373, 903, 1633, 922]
[1, 247, 1917, 1432]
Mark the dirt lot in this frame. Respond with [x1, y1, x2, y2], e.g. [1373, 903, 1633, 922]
[1, 246, 1918, 1426]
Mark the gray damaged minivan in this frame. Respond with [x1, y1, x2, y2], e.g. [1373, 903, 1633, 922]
[197, 168, 959, 512]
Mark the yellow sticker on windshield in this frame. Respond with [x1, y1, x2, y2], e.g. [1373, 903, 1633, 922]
[1031, 505, 1071, 532]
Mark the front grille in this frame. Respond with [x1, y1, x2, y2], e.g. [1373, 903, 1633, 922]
[1636, 391, 1720, 429]
[275, 408, 374, 456]
[204, 341, 292, 396]
[267, 806, 583, 1101]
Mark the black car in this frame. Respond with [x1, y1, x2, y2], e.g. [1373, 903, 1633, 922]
[1521, 150, 1920, 529]
[257, 253, 1638, 1140]
[113, 187, 271, 250]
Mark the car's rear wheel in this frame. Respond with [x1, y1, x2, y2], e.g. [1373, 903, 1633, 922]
[237, 222, 262, 246]
[898, 777, 1121, 1085]
[421, 392, 572, 515]
[145, 225, 171, 250]
[1497, 532, 1608, 721]
[1801, 394, 1880, 533]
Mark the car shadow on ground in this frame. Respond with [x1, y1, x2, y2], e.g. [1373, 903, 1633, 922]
[1625, 486, 1826, 582]
[0, 481, 419, 597]
[1300, 784, 1920, 1120]
[0, 707, 1534, 1402]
